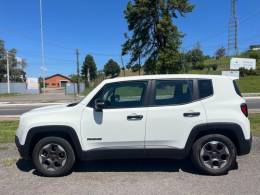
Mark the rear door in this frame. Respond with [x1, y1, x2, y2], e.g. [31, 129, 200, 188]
[145, 79, 207, 150]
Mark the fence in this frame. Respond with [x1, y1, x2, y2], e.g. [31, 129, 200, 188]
[0, 83, 39, 94]
[65, 83, 85, 94]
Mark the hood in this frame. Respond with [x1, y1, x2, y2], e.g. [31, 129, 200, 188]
[26, 104, 69, 115]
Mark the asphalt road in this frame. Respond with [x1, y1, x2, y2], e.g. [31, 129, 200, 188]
[0, 106, 41, 115]
[0, 137, 260, 194]
[0, 98, 259, 116]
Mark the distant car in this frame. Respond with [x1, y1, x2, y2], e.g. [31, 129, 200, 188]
[15, 74, 251, 177]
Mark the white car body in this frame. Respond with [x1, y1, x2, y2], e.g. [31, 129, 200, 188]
[16, 74, 251, 161]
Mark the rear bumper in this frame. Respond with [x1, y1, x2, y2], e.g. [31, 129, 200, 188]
[15, 136, 30, 159]
[238, 133, 252, 156]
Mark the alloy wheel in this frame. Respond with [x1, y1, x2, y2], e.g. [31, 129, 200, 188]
[199, 140, 230, 169]
[39, 143, 67, 171]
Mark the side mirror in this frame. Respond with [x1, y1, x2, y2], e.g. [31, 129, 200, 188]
[94, 99, 105, 112]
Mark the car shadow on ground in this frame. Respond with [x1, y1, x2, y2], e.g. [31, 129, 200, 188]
[16, 158, 238, 176]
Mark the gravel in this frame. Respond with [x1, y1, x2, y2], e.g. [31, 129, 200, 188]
[0, 137, 260, 195]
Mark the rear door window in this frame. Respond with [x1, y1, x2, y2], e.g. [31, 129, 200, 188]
[154, 80, 193, 106]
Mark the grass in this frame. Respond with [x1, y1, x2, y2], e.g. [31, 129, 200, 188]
[183, 71, 260, 93]
[237, 76, 260, 93]
[0, 114, 260, 144]
[0, 121, 19, 144]
[1, 158, 17, 167]
[249, 113, 260, 136]
[0, 93, 20, 98]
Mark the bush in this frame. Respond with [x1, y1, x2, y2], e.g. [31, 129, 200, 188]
[206, 64, 218, 71]
[239, 68, 259, 77]
[192, 63, 205, 70]
[211, 64, 218, 71]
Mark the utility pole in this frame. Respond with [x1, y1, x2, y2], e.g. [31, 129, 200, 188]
[87, 65, 90, 83]
[121, 55, 126, 77]
[39, 0, 46, 95]
[228, 0, 239, 56]
[76, 49, 80, 96]
[6, 51, 10, 94]
[138, 54, 141, 75]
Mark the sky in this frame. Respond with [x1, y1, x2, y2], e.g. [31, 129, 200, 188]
[0, 0, 260, 77]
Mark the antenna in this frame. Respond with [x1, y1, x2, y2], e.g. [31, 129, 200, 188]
[228, 0, 239, 56]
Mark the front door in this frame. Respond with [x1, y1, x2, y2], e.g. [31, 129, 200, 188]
[81, 81, 149, 153]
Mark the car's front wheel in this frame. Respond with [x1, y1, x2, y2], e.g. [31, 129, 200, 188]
[32, 137, 75, 177]
[192, 134, 236, 175]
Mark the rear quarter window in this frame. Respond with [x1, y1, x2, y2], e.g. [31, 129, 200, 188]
[198, 79, 213, 99]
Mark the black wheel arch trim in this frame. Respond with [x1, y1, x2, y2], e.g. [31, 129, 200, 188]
[16, 125, 83, 160]
[16, 122, 251, 161]
[184, 122, 251, 157]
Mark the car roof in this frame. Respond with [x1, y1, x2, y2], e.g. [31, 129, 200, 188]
[104, 74, 235, 83]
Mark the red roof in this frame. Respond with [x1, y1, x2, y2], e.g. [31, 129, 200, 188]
[45, 74, 71, 81]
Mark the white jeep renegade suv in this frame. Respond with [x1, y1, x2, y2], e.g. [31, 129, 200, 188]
[15, 74, 251, 176]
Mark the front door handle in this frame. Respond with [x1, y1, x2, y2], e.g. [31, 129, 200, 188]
[127, 114, 143, 120]
[183, 112, 200, 117]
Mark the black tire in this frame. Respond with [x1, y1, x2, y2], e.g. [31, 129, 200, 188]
[192, 134, 237, 175]
[32, 137, 75, 177]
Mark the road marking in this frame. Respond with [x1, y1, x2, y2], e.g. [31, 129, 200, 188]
[0, 102, 66, 107]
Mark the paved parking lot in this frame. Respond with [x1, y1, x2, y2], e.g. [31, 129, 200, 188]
[0, 137, 260, 195]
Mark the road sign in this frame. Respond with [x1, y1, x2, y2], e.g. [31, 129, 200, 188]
[230, 58, 256, 70]
[222, 71, 239, 79]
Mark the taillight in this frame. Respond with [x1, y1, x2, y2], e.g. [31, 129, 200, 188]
[241, 103, 248, 117]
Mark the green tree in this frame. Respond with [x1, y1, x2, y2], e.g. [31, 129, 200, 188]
[0, 39, 26, 82]
[0, 40, 6, 81]
[215, 47, 226, 59]
[104, 59, 120, 78]
[70, 74, 81, 83]
[81, 54, 97, 84]
[241, 50, 260, 59]
[122, 0, 194, 74]
[186, 45, 205, 70]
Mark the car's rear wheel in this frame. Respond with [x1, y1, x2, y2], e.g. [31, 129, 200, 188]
[32, 137, 75, 177]
[192, 134, 236, 175]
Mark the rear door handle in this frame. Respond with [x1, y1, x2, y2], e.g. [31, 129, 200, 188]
[183, 112, 200, 117]
[127, 114, 143, 120]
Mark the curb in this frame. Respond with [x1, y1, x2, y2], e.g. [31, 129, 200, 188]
[242, 93, 260, 97]
[0, 115, 20, 121]
[244, 97, 260, 100]
[249, 109, 260, 113]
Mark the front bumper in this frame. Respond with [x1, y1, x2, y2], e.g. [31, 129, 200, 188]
[15, 136, 30, 159]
